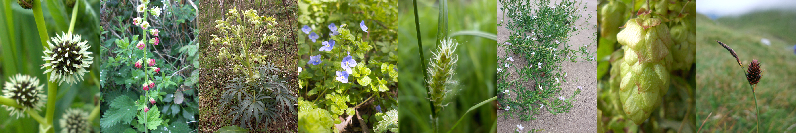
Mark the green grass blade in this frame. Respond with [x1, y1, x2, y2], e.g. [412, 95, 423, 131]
[449, 30, 497, 41]
[446, 96, 496, 133]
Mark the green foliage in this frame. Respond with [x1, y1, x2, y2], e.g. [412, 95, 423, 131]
[374, 109, 398, 133]
[497, 0, 591, 122]
[219, 64, 294, 129]
[100, 0, 198, 132]
[298, 99, 336, 133]
[214, 125, 250, 133]
[297, 0, 398, 132]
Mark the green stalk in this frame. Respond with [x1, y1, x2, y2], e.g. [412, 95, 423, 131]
[446, 96, 497, 133]
[26, 109, 46, 125]
[32, 0, 50, 49]
[412, 0, 435, 122]
[68, 0, 80, 35]
[31, 1, 56, 132]
[88, 104, 101, 125]
[0, 96, 21, 108]
[752, 86, 760, 133]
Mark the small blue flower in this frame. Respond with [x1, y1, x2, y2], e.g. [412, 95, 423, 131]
[341, 52, 357, 69]
[301, 25, 311, 34]
[319, 40, 335, 51]
[308, 54, 322, 65]
[360, 20, 368, 32]
[328, 23, 339, 36]
[375, 105, 382, 113]
[309, 32, 319, 42]
[336, 71, 349, 83]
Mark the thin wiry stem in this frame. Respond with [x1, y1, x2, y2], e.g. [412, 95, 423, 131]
[718, 41, 760, 132]
[752, 86, 760, 133]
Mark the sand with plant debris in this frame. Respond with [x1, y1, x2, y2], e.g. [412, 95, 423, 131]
[496, 0, 598, 132]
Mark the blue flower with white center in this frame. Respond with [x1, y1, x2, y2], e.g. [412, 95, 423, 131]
[360, 20, 368, 32]
[319, 39, 335, 51]
[328, 23, 339, 36]
[308, 54, 322, 65]
[341, 53, 357, 69]
[301, 25, 311, 34]
[336, 71, 349, 83]
[309, 32, 319, 42]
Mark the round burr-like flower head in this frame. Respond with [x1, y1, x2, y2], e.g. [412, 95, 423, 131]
[59, 108, 89, 133]
[2, 74, 46, 118]
[746, 59, 761, 86]
[42, 32, 94, 85]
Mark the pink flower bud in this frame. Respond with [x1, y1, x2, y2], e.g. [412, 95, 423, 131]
[137, 41, 145, 50]
[150, 98, 156, 104]
[148, 59, 156, 67]
[144, 106, 149, 112]
[135, 61, 143, 69]
[154, 67, 161, 73]
[153, 37, 160, 45]
[151, 29, 160, 36]
[142, 84, 149, 91]
[149, 82, 155, 88]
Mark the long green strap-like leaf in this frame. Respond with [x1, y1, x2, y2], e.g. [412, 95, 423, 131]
[447, 96, 497, 133]
[449, 30, 498, 41]
[435, 0, 448, 43]
[413, 0, 434, 120]
[1, 1, 19, 80]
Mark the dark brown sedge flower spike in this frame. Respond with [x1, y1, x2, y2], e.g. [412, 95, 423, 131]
[746, 59, 761, 89]
[717, 41, 742, 67]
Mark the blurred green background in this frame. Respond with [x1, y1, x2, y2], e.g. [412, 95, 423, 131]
[696, 10, 796, 132]
[397, 0, 497, 132]
[0, 0, 101, 132]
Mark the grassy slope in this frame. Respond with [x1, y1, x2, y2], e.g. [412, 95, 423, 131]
[696, 11, 796, 132]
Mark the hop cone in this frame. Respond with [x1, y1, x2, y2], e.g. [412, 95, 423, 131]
[427, 38, 459, 115]
[615, 17, 672, 124]
[599, 0, 627, 41]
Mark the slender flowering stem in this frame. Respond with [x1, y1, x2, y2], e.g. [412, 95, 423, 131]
[752, 87, 760, 133]
[717, 41, 760, 133]
[412, 0, 435, 120]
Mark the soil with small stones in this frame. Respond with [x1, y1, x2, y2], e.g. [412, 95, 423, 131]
[496, 0, 598, 132]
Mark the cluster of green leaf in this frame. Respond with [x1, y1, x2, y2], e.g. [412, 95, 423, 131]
[297, 0, 398, 132]
[99, 0, 198, 132]
[219, 64, 296, 129]
[497, 0, 592, 121]
[596, 0, 695, 132]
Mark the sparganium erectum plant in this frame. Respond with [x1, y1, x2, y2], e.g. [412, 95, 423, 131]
[2, 74, 46, 118]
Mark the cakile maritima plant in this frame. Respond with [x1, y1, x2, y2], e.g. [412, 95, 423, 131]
[497, 0, 592, 122]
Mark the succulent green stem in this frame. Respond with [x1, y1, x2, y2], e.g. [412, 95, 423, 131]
[0, 96, 21, 108]
[68, 0, 79, 34]
[26, 109, 46, 125]
[32, 0, 57, 132]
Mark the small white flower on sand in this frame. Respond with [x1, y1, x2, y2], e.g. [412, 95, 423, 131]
[532, 37, 537, 41]
[538, 62, 542, 68]
[555, 78, 559, 83]
[504, 90, 509, 93]
[497, 68, 502, 73]
[577, 86, 583, 91]
[565, 72, 568, 77]
[505, 106, 510, 111]
[526, 36, 531, 39]
[556, 40, 560, 44]
[505, 63, 510, 68]
[517, 124, 524, 132]
[531, 52, 535, 55]
[539, 85, 543, 90]
[507, 57, 514, 62]
[504, 42, 511, 45]
[533, 15, 538, 19]
[559, 96, 565, 101]
[540, 104, 544, 109]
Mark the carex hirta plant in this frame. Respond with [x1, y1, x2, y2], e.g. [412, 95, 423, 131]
[0, 0, 100, 132]
[427, 38, 459, 116]
[716, 41, 763, 132]
[497, 0, 592, 122]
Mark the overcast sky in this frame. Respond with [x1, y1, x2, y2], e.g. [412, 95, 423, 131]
[697, 0, 796, 17]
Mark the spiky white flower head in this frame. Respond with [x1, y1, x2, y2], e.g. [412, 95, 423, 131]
[42, 32, 94, 85]
[59, 108, 89, 133]
[2, 74, 45, 118]
[136, 4, 146, 13]
[150, 6, 162, 17]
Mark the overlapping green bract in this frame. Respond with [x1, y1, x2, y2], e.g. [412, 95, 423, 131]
[498, 0, 591, 121]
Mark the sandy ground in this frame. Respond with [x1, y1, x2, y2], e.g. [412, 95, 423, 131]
[496, 0, 598, 132]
